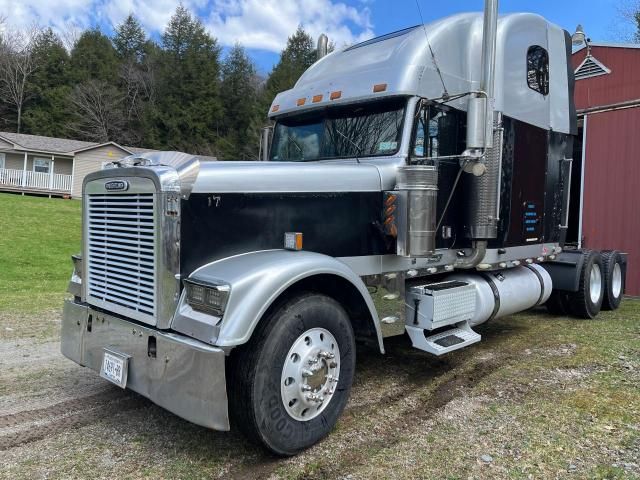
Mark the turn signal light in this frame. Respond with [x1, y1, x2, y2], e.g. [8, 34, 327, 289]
[373, 83, 387, 93]
[284, 232, 303, 251]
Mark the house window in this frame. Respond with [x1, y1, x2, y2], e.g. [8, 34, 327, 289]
[33, 157, 51, 174]
[527, 46, 549, 95]
[0, 153, 5, 169]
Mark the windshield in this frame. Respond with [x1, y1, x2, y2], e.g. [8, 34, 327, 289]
[270, 97, 406, 162]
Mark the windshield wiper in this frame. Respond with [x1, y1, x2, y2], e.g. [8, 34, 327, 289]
[335, 129, 362, 164]
[286, 134, 304, 161]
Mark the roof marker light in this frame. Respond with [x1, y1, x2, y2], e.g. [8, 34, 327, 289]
[297, 98, 306, 106]
[330, 91, 342, 100]
[271, 104, 280, 112]
[312, 94, 323, 103]
[373, 83, 387, 93]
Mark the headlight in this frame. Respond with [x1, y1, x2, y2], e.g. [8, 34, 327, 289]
[184, 279, 230, 316]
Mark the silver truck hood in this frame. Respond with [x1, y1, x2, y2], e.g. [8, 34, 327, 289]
[190, 160, 383, 193]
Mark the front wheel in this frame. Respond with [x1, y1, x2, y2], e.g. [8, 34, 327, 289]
[228, 293, 356, 455]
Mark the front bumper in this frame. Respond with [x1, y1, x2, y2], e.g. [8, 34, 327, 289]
[61, 299, 229, 431]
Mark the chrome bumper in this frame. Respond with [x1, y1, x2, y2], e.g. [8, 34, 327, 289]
[61, 300, 229, 431]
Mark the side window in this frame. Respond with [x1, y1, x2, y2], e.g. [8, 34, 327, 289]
[527, 46, 549, 95]
[411, 104, 465, 162]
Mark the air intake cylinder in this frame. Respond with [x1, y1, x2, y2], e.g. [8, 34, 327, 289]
[395, 165, 438, 257]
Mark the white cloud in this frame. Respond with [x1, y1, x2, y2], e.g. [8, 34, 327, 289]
[0, 0, 93, 32]
[0, 0, 373, 53]
[206, 0, 374, 52]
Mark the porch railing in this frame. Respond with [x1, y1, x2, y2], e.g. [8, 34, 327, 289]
[0, 168, 72, 193]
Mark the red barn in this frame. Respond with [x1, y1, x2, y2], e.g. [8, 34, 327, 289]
[571, 43, 640, 295]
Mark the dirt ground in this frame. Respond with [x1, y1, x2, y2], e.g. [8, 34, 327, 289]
[1, 303, 639, 480]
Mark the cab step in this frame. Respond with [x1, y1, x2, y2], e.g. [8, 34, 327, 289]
[405, 322, 481, 356]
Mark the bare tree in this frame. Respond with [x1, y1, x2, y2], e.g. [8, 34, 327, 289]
[60, 21, 82, 51]
[613, 0, 640, 41]
[0, 25, 40, 133]
[68, 80, 124, 142]
[120, 59, 156, 123]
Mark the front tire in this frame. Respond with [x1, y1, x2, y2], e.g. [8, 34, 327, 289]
[228, 293, 356, 456]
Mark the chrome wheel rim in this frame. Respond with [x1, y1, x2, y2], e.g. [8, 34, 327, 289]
[281, 328, 340, 421]
[612, 263, 623, 299]
[590, 263, 603, 304]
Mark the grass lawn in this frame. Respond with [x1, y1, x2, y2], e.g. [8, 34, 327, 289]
[0, 193, 81, 314]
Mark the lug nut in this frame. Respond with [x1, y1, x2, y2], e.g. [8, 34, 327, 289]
[306, 393, 324, 403]
[318, 351, 334, 359]
[329, 361, 338, 368]
[301, 368, 314, 377]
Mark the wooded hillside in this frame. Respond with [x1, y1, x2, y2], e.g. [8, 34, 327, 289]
[0, 6, 319, 159]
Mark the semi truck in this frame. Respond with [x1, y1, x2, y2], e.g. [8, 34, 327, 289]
[61, 1, 627, 455]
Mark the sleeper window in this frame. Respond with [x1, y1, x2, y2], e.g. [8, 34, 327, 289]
[527, 46, 549, 95]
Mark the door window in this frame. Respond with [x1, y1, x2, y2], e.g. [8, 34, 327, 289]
[410, 103, 466, 162]
[33, 157, 51, 173]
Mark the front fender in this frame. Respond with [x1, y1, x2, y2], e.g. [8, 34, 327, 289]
[176, 250, 383, 352]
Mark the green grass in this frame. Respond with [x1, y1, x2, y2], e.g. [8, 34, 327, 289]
[0, 193, 81, 314]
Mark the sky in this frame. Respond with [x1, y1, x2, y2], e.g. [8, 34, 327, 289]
[0, 0, 635, 74]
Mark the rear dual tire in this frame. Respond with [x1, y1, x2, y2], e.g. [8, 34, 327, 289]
[567, 250, 604, 319]
[601, 250, 624, 311]
[546, 250, 610, 319]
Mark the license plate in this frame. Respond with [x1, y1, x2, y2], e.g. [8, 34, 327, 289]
[100, 349, 130, 388]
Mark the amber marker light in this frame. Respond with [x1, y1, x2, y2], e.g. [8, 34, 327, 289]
[271, 104, 280, 112]
[297, 98, 306, 106]
[312, 94, 323, 103]
[330, 91, 342, 100]
[384, 194, 397, 206]
[373, 83, 388, 93]
[284, 232, 304, 251]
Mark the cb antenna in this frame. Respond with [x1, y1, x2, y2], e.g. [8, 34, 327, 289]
[414, 0, 449, 100]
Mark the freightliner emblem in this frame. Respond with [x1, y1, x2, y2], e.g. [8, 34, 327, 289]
[105, 180, 129, 191]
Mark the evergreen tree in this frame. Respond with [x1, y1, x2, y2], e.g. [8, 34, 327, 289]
[635, 10, 640, 41]
[70, 29, 119, 83]
[263, 26, 316, 107]
[23, 28, 72, 137]
[152, 5, 223, 154]
[220, 43, 260, 159]
[113, 14, 147, 61]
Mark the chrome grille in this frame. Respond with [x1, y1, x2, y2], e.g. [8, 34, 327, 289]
[86, 193, 156, 320]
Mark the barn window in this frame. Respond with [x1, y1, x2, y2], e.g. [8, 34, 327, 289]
[527, 46, 549, 95]
[574, 55, 611, 80]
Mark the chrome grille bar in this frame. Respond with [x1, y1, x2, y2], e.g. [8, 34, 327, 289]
[86, 193, 157, 321]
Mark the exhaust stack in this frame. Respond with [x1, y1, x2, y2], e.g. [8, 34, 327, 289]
[464, 0, 501, 242]
[466, 0, 499, 150]
[317, 34, 328, 60]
